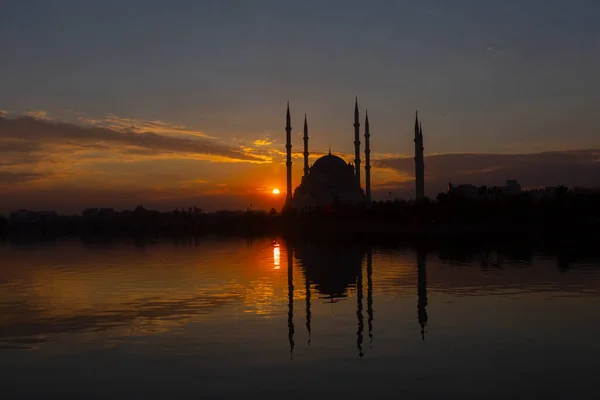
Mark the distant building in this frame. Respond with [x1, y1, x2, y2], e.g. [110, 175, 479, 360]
[500, 180, 521, 195]
[448, 180, 522, 199]
[571, 186, 600, 195]
[528, 186, 560, 201]
[82, 208, 116, 219]
[9, 209, 57, 223]
[448, 183, 480, 199]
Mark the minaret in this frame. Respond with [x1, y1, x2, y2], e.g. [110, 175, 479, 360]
[285, 102, 293, 207]
[364, 110, 371, 203]
[303, 114, 309, 177]
[414, 111, 425, 201]
[420, 121, 425, 198]
[353, 97, 361, 187]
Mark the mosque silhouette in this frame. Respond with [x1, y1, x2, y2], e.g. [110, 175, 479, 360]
[282, 99, 426, 212]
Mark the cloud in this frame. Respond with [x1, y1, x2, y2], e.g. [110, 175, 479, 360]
[0, 139, 43, 153]
[0, 171, 49, 185]
[253, 139, 273, 146]
[374, 149, 600, 199]
[24, 110, 53, 120]
[79, 114, 214, 139]
[0, 115, 266, 165]
[239, 145, 274, 162]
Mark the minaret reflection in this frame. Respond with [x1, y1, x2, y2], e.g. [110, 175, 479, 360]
[287, 246, 295, 359]
[356, 260, 364, 358]
[417, 250, 428, 341]
[366, 247, 374, 348]
[305, 267, 312, 347]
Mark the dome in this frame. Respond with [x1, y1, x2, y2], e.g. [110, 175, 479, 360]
[311, 154, 348, 172]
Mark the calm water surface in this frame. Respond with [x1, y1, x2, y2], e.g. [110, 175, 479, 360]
[1, 237, 600, 399]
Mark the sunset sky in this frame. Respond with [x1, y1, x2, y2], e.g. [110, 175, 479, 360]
[1, 0, 600, 213]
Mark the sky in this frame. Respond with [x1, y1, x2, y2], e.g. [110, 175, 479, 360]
[1, 0, 600, 213]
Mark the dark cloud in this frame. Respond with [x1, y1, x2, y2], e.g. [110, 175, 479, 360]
[0, 137, 65, 167]
[0, 171, 49, 185]
[0, 140, 42, 153]
[374, 150, 600, 199]
[0, 116, 264, 163]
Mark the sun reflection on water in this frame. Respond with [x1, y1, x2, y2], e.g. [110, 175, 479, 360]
[273, 242, 280, 269]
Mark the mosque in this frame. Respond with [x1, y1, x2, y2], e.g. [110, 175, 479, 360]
[282, 99, 425, 212]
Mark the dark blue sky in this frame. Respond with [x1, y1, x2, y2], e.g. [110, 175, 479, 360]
[1, 0, 600, 155]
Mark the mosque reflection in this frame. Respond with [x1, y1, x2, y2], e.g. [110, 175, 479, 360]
[281, 241, 429, 358]
[294, 242, 365, 302]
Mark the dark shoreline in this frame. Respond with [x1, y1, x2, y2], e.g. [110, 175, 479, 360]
[2, 217, 599, 246]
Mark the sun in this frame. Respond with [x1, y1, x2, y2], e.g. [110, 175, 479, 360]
[272, 188, 280, 195]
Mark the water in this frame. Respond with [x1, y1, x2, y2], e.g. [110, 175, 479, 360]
[1, 237, 600, 399]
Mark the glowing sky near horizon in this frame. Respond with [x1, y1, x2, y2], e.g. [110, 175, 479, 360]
[1, 0, 600, 212]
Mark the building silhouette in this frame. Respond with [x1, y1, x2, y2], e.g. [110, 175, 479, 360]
[283, 102, 428, 210]
[283, 99, 372, 212]
[285, 103, 293, 207]
[364, 111, 372, 203]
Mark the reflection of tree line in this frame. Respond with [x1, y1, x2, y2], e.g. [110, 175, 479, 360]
[437, 244, 593, 273]
[286, 243, 429, 359]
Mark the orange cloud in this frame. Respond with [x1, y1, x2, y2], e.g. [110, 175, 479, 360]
[0, 114, 266, 168]
[79, 114, 215, 139]
[253, 139, 273, 146]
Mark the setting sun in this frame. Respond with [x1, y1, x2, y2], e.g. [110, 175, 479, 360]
[272, 188, 280, 195]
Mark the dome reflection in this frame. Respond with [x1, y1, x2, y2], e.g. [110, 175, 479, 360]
[294, 242, 365, 301]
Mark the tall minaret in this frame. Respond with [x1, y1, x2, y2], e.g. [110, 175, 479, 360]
[285, 102, 293, 207]
[414, 111, 425, 201]
[364, 110, 371, 203]
[353, 97, 361, 187]
[303, 114, 309, 177]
